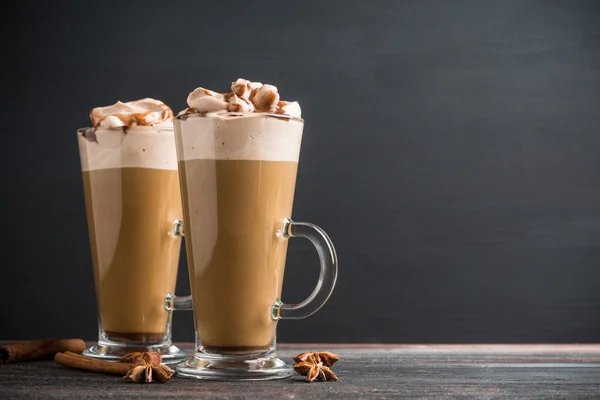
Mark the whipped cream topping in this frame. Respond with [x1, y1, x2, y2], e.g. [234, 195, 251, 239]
[182, 78, 301, 118]
[90, 98, 174, 128]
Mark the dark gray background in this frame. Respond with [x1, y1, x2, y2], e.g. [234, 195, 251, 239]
[2, 0, 600, 343]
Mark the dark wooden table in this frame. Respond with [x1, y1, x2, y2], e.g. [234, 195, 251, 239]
[1, 344, 599, 399]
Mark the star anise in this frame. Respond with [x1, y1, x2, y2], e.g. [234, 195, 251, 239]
[294, 351, 339, 367]
[293, 352, 339, 383]
[119, 352, 175, 383]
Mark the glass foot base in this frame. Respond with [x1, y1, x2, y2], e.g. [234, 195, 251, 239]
[83, 342, 188, 365]
[176, 353, 293, 381]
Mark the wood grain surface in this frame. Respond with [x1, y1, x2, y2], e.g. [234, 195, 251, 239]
[1, 344, 599, 399]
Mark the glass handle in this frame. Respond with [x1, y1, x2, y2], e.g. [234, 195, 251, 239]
[173, 219, 185, 237]
[272, 218, 338, 320]
[164, 219, 192, 311]
[165, 293, 192, 311]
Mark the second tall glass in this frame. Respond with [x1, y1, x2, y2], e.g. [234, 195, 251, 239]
[77, 124, 189, 363]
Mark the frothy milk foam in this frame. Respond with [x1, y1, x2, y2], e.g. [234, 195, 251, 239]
[175, 114, 303, 162]
[78, 126, 178, 171]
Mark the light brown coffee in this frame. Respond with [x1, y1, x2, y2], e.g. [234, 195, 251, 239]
[82, 167, 182, 343]
[178, 159, 298, 352]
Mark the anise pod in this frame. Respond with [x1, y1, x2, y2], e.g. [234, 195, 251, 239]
[318, 365, 338, 381]
[306, 365, 320, 383]
[124, 365, 152, 383]
[119, 351, 162, 366]
[315, 351, 339, 367]
[294, 361, 315, 376]
[143, 352, 162, 367]
[151, 364, 175, 383]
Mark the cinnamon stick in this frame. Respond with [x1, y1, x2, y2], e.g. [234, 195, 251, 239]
[0, 339, 86, 363]
[55, 352, 131, 375]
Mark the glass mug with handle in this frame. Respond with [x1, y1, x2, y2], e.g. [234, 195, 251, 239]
[77, 107, 192, 363]
[171, 109, 338, 380]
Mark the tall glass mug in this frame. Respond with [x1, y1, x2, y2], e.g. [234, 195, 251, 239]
[172, 112, 338, 380]
[77, 125, 191, 363]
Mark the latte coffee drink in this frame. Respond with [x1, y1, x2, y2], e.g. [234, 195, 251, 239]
[175, 80, 303, 353]
[175, 79, 337, 380]
[177, 127, 301, 352]
[78, 99, 186, 359]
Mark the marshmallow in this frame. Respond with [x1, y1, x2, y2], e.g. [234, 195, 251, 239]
[181, 79, 300, 118]
[232, 78, 252, 99]
[227, 93, 255, 113]
[187, 88, 228, 112]
[252, 84, 280, 111]
[249, 82, 263, 100]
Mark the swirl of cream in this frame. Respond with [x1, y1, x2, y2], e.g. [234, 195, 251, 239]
[89, 98, 173, 128]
